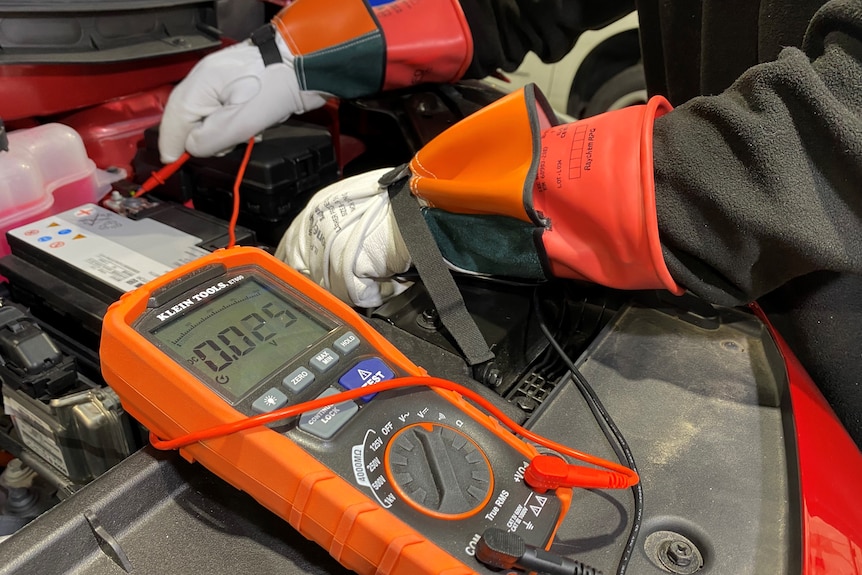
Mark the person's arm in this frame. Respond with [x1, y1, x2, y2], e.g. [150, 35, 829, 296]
[458, 0, 635, 78]
[158, 0, 635, 163]
[159, 0, 473, 162]
[652, 0, 862, 306]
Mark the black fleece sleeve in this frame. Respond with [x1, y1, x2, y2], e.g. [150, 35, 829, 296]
[457, 0, 635, 78]
[652, 0, 862, 307]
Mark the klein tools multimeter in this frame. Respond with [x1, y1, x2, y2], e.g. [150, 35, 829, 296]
[99, 246, 571, 575]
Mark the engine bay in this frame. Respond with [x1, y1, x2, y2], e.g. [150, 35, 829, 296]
[0, 81, 827, 575]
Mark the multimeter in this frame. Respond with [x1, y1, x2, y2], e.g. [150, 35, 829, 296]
[100, 246, 571, 575]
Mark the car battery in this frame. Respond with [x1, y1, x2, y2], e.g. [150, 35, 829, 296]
[133, 121, 340, 246]
[0, 202, 256, 370]
[0, 305, 136, 485]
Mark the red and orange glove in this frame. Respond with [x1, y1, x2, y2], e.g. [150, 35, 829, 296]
[281, 84, 683, 308]
[159, 0, 472, 163]
[409, 84, 682, 293]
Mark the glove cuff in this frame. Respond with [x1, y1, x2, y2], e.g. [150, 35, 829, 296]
[374, 0, 472, 90]
[409, 84, 558, 222]
[272, 0, 471, 98]
[533, 97, 683, 293]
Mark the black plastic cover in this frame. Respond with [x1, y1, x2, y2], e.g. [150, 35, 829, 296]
[0, 0, 219, 64]
[528, 303, 801, 575]
[135, 121, 340, 246]
[0, 305, 77, 398]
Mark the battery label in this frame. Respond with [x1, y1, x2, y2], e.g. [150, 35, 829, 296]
[2, 394, 70, 476]
[8, 204, 209, 293]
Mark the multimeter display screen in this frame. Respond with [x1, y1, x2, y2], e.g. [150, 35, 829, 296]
[150, 278, 329, 402]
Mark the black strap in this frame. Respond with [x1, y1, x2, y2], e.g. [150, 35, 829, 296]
[382, 166, 495, 367]
[250, 24, 281, 67]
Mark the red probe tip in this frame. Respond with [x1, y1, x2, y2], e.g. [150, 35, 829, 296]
[134, 152, 192, 197]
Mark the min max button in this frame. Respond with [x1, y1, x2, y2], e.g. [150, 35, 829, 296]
[339, 358, 395, 401]
[310, 348, 339, 372]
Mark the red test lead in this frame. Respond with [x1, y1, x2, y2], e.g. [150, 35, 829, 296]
[525, 454, 637, 492]
[133, 151, 191, 197]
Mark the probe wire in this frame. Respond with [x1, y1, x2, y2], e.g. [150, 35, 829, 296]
[227, 138, 256, 249]
[148, 374, 639, 489]
[131, 136, 256, 252]
[532, 290, 642, 575]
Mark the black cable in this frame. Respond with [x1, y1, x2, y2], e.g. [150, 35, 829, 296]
[478, 527, 603, 575]
[394, 269, 547, 288]
[531, 289, 643, 575]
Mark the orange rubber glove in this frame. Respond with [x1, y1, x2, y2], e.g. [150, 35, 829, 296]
[408, 84, 683, 293]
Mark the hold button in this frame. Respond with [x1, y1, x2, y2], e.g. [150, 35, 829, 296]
[335, 331, 360, 354]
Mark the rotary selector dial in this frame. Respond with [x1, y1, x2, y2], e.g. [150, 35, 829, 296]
[385, 423, 492, 517]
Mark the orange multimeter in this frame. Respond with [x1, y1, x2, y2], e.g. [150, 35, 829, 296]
[100, 246, 571, 575]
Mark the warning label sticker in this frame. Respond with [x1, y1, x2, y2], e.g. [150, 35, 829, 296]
[9, 204, 209, 293]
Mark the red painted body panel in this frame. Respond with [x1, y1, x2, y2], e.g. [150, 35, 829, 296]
[754, 305, 862, 575]
[0, 51, 218, 121]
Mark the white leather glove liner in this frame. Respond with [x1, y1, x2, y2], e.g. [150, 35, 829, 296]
[159, 37, 328, 163]
[276, 168, 413, 308]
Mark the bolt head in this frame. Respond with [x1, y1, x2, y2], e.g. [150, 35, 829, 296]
[416, 308, 439, 330]
[667, 541, 693, 567]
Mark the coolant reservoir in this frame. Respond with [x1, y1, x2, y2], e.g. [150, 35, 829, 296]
[0, 123, 107, 257]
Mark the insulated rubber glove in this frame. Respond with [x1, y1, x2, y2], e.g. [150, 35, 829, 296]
[279, 84, 683, 308]
[408, 84, 683, 293]
[275, 168, 412, 308]
[159, 0, 472, 163]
